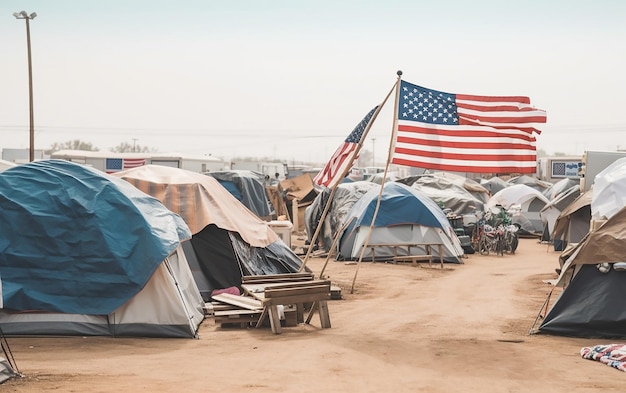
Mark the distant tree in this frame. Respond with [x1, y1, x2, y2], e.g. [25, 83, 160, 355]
[231, 156, 280, 162]
[111, 142, 157, 153]
[46, 140, 99, 155]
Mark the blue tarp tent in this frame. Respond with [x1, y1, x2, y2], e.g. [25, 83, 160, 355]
[337, 182, 464, 263]
[0, 160, 204, 337]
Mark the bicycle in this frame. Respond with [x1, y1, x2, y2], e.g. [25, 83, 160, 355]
[501, 224, 520, 254]
[479, 224, 504, 256]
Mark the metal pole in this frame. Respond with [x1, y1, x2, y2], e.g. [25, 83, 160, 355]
[14, 11, 37, 162]
[372, 138, 376, 166]
[25, 17, 34, 162]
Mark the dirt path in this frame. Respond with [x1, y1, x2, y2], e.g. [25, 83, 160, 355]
[3, 238, 625, 392]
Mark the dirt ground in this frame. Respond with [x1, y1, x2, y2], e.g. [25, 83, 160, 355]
[3, 236, 625, 392]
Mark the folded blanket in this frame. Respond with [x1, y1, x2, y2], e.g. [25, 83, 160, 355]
[211, 286, 241, 298]
[580, 344, 626, 372]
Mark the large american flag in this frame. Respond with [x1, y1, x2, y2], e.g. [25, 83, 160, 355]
[314, 106, 378, 188]
[392, 80, 547, 174]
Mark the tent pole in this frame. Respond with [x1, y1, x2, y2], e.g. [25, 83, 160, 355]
[350, 71, 403, 294]
[529, 286, 555, 335]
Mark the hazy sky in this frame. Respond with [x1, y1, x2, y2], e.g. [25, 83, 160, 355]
[2, 0, 625, 165]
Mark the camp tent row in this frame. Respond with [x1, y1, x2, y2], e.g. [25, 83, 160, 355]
[534, 158, 626, 338]
[0, 160, 303, 338]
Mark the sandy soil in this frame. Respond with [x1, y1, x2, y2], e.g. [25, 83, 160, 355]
[3, 237, 625, 392]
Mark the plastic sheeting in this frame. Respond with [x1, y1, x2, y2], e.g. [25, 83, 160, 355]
[186, 224, 304, 300]
[205, 170, 272, 219]
[304, 181, 379, 251]
[400, 174, 487, 216]
[0, 357, 17, 384]
[0, 160, 191, 315]
[538, 264, 626, 338]
[591, 157, 626, 220]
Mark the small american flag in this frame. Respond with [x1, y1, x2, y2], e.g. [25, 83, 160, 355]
[105, 157, 146, 173]
[314, 106, 378, 188]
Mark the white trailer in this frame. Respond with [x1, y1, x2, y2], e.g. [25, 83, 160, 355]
[50, 150, 228, 173]
[230, 160, 289, 180]
[536, 156, 582, 183]
[579, 150, 626, 191]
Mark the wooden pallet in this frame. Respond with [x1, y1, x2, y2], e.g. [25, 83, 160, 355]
[392, 254, 434, 268]
[213, 308, 263, 328]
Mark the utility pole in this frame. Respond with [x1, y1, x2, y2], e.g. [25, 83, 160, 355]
[13, 10, 37, 162]
[372, 138, 376, 166]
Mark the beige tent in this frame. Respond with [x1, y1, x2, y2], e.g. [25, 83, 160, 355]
[551, 189, 592, 250]
[113, 165, 278, 246]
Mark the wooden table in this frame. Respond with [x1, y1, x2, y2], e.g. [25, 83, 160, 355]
[242, 279, 332, 334]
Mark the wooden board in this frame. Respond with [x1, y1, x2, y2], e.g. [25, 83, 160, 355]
[242, 273, 314, 283]
[211, 293, 263, 310]
[265, 284, 330, 298]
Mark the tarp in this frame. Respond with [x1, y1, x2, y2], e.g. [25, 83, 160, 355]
[0, 357, 17, 384]
[538, 263, 626, 338]
[591, 157, 626, 220]
[114, 165, 277, 246]
[304, 181, 379, 251]
[0, 160, 190, 315]
[480, 176, 509, 195]
[507, 175, 553, 192]
[542, 178, 579, 200]
[400, 174, 487, 216]
[205, 170, 272, 219]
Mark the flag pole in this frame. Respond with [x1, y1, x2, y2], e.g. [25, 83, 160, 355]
[299, 78, 400, 273]
[350, 70, 403, 293]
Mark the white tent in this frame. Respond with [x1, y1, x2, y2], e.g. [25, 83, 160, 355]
[539, 185, 580, 243]
[591, 157, 626, 220]
[486, 184, 550, 235]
